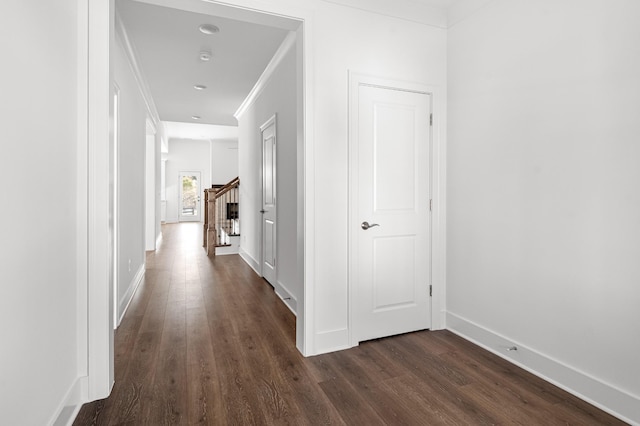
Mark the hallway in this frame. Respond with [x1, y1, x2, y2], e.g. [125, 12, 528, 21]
[74, 223, 623, 425]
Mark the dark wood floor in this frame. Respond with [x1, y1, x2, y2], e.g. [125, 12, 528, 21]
[74, 223, 625, 425]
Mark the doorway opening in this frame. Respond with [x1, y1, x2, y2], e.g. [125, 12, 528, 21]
[86, 0, 312, 402]
[178, 171, 201, 222]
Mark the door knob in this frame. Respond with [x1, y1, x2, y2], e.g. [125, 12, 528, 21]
[260, 209, 266, 214]
[361, 221, 380, 230]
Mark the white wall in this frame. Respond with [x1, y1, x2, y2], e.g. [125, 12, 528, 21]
[114, 34, 148, 320]
[447, 1, 640, 423]
[311, 2, 447, 351]
[165, 139, 211, 223]
[0, 1, 82, 424]
[237, 37, 298, 310]
[211, 139, 239, 185]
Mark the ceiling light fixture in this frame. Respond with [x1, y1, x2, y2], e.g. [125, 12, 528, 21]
[191, 115, 201, 120]
[199, 50, 213, 62]
[198, 24, 220, 35]
[194, 84, 207, 90]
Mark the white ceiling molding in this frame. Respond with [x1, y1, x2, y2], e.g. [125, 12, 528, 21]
[321, 0, 448, 28]
[114, 10, 162, 128]
[234, 31, 297, 120]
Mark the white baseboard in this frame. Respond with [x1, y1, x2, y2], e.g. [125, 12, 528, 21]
[314, 328, 352, 355]
[274, 280, 297, 316]
[164, 218, 178, 224]
[117, 263, 145, 327]
[446, 312, 640, 425]
[50, 376, 84, 426]
[239, 247, 261, 276]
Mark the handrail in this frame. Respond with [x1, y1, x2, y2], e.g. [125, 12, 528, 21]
[214, 176, 240, 199]
[204, 177, 240, 257]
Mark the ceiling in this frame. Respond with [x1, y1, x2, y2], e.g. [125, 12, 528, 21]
[116, 0, 471, 142]
[116, 0, 290, 128]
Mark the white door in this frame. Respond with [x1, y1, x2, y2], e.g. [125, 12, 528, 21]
[261, 116, 277, 285]
[352, 79, 432, 343]
[144, 132, 156, 250]
[178, 171, 201, 222]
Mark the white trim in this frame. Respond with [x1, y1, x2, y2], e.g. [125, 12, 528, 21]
[114, 11, 162, 127]
[112, 83, 121, 330]
[347, 72, 446, 348]
[447, 312, 640, 425]
[86, 0, 115, 401]
[117, 263, 145, 327]
[76, 0, 90, 389]
[239, 247, 261, 276]
[49, 377, 84, 426]
[274, 280, 297, 316]
[315, 328, 350, 355]
[234, 32, 297, 119]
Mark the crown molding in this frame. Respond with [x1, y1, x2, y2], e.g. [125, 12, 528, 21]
[234, 31, 296, 120]
[114, 11, 162, 128]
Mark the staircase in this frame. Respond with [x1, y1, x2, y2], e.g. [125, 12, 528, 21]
[203, 177, 240, 257]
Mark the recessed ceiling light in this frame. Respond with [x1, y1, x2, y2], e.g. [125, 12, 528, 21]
[199, 50, 213, 62]
[194, 84, 207, 90]
[191, 115, 201, 120]
[198, 24, 220, 35]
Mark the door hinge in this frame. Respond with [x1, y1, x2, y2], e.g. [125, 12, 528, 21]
[429, 285, 433, 297]
[430, 113, 433, 126]
[430, 199, 433, 212]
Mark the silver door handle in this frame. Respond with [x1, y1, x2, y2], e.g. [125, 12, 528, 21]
[361, 221, 380, 230]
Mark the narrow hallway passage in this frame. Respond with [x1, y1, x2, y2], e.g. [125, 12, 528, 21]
[74, 223, 624, 425]
[75, 223, 343, 425]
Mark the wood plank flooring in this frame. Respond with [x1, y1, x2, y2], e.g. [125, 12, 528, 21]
[74, 223, 626, 425]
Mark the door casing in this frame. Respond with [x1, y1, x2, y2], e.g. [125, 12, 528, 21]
[348, 72, 444, 348]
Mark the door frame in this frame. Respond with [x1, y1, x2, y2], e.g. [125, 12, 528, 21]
[178, 170, 203, 222]
[348, 72, 446, 347]
[260, 114, 278, 282]
[82, 0, 316, 401]
[145, 118, 157, 250]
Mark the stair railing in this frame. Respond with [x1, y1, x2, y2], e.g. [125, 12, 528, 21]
[204, 177, 240, 256]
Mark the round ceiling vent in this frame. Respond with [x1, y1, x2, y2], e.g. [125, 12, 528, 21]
[198, 24, 220, 35]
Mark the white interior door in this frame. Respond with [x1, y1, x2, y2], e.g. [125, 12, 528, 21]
[261, 115, 277, 285]
[144, 131, 156, 250]
[178, 171, 201, 222]
[352, 80, 432, 343]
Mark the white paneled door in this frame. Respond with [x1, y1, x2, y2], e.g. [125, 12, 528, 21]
[261, 115, 277, 286]
[178, 171, 201, 222]
[352, 79, 432, 343]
